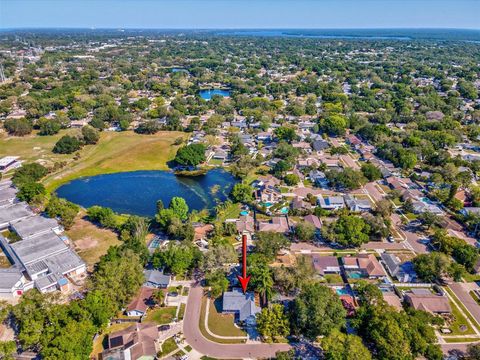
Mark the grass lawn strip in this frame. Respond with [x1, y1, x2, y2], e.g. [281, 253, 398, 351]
[444, 287, 480, 335]
[178, 303, 186, 320]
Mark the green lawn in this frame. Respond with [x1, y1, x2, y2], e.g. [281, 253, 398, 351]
[178, 303, 186, 320]
[444, 337, 480, 343]
[470, 291, 480, 305]
[144, 306, 177, 325]
[445, 287, 480, 331]
[182, 287, 190, 296]
[324, 274, 344, 284]
[157, 337, 179, 358]
[208, 298, 247, 337]
[199, 297, 245, 344]
[447, 300, 476, 335]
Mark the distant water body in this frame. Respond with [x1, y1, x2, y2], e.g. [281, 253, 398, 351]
[199, 89, 231, 100]
[213, 29, 480, 42]
[216, 30, 411, 40]
[56, 169, 237, 216]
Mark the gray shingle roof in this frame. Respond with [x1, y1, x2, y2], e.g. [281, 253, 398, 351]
[223, 288, 260, 321]
[144, 269, 170, 287]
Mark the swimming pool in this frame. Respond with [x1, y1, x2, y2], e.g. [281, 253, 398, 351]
[347, 271, 364, 279]
[240, 210, 249, 216]
[261, 202, 273, 208]
[280, 207, 289, 214]
[335, 288, 349, 295]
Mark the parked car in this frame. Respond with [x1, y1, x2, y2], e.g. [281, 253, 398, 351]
[159, 325, 170, 331]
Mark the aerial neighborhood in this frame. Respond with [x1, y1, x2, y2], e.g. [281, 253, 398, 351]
[0, 24, 480, 360]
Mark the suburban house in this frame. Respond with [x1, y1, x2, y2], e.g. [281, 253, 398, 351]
[381, 252, 417, 282]
[382, 291, 403, 310]
[257, 216, 290, 233]
[318, 196, 345, 210]
[254, 182, 282, 204]
[344, 195, 372, 212]
[404, 289, 451, 314]
[304, 214, 322, 230]
[291, 197, 312, 211]
[312, 139, 330, 152]
[102, 323, 159, 360]
[144, 269, 171, 289]
[309, 170, 328, 188]
[222, 288, 261, 325]
[311, 255, 341, 277]
[126, 286, 155, 317]
[235, 215, 255, 234]
[342, 254, 387, 279]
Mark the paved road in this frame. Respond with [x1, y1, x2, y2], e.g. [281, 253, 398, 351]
[390, 213, 428, 254]
[449, 282, 480, 325]
[183, 285, 291, 359]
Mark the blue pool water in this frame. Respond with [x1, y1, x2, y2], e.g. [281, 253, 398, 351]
[199, 89, 231, 100]
[280, 207, 289, 214]
[240, 210, 249, 216]
[56, 169, 237, 216]
[347, 271, 364, 279]
[335, 288, 349, 295]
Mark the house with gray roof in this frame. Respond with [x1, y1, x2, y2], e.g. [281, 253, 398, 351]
[144, 269, 171, 288]
[222, 288, 261, 325]
[318, 196, 345, 210]
[344, 195, 372, 212]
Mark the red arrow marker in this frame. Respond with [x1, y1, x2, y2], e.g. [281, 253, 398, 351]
[237, 234, 251, 293]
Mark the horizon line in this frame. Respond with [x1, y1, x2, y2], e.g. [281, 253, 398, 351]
[1, 27, 480, 31]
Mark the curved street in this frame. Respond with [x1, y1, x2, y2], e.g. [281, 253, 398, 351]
[183, 285, 291, 359]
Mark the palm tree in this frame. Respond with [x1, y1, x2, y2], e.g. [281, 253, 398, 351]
[253, 264, 274, 306]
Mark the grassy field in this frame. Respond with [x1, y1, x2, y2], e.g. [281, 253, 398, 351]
[144, 306, 177, 325]
[0, 130, 185, 191]
[67, 211, 121, 266]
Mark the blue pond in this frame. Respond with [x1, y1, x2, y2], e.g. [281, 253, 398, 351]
[56, 169, 237, 216]
[199, 89, 231, 100]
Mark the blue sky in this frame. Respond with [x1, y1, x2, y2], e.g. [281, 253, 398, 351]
[1, 0, 479, 29]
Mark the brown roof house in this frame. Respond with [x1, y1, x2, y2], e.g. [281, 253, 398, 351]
[311, 255, 340, 276]
[257, 216, 291, 233]
[404, 289, 451, 314]
[235, 215, 255, 234]
[102, 323, 159, 360]
[342, 254, 387, 279]
[125, 287, 154, 317]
